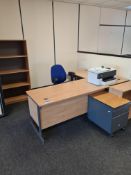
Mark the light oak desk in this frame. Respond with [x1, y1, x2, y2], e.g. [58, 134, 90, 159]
[109, 81, 131, 119]
[109, 81, 131, 98]
[26, 70, 128, 143]
[76, 69, 129, 85]
[27, 78, 107, 142]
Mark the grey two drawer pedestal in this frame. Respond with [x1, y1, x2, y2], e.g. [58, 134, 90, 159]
[88, 93, 130, 135]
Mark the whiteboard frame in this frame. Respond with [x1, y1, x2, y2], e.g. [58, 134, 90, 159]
[77, 5, 131, 58]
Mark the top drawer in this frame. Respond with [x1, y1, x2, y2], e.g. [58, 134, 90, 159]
[90, 92, 130, 118]
[112, 104, 130, 117]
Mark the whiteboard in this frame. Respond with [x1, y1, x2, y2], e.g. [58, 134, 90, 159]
[79, 5, 127, 54]
[79, 5, 100, 52]
[98, 26, 124, 55]
[126, 11, 131, 25]
[100, 8, 126, 25]
[122, 28, 131, 55]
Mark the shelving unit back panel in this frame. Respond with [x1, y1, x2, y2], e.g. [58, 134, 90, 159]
[0, 41, 26, 56]
[0, 58, 26, 70]
[3, 86, 29, 98]
[1, 73, 28, 85]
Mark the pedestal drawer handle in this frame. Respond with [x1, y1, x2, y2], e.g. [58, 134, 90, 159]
[118, 123, 121, 127]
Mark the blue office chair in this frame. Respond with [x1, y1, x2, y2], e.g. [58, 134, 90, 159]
[51, 64, 66, 84]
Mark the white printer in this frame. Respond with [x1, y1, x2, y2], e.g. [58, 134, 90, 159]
[88, 66, 117, 86]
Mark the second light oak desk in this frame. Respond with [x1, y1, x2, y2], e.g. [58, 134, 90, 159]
[76, 69, 128, 85]
[109, 81, 131, 119]
[27, 78, 107, 143]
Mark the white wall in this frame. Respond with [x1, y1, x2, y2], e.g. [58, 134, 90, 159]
[79, 5, 100, 52]
[0, 0, 79, 87]
[77, 53, 131, 79]
[78, 6, 131, 80]
[0, 0, 130, 86]
[21, 0, 79, 87]
[54, 2, 78, 72]
[0, 0, 22, 39]
[21, 0, 54, 88]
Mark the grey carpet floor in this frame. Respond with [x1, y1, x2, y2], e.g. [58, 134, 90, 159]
[0, 102, 131, 175]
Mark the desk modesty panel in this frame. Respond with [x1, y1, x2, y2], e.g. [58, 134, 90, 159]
[28, 95, 88, 129]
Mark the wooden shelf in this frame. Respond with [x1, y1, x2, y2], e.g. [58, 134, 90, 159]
[0, 40, 30, 105]
[0, 55, 27, 59]
[5, 95, 28, 105]
[0, 69, 29, 75]
[2, 82, 30, 90]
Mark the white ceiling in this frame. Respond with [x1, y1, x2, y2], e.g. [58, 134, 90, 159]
[55, 0, 131, 10]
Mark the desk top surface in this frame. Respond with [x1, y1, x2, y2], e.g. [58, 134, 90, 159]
[27, 79, 106, 107]
[75, 69, 87, 79]
[76, 69, 128, 85]
[27, 69, 129, 107]
[93, 93, 130, 108]
[110, 81, 131, 93]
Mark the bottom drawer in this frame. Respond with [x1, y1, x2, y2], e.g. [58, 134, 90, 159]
[112, 113, 128, 133]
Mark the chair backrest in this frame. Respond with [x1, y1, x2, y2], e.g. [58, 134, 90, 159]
[51, 64, 66, 84]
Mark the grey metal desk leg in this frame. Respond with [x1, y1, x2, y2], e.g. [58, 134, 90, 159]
[30, 106, 44, 144]
[37, 106, 44, 144]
